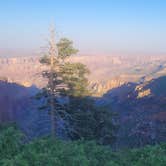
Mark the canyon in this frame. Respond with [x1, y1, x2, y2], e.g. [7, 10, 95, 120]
[0, 55, 166, 147]
[1, 55, 166, 96]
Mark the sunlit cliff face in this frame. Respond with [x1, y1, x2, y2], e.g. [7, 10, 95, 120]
[0, 55, 166, 96]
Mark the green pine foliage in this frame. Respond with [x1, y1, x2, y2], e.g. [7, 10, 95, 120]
[60, 62, 90, 97]
[57, 38, 78, 60]
[0, 125, 166, 166]
[66, 97, 116, 145]
[38, 35, 116, 144]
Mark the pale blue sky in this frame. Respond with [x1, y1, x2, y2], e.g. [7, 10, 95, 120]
[0, 0, 166, 56]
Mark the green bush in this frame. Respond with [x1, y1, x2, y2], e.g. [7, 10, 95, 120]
[0, 124, 165, 166]
[121, 144, 166, 166]
[0, 123, 23, 160]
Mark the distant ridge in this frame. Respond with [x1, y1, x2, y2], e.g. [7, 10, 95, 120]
[0, 55, 166, 96]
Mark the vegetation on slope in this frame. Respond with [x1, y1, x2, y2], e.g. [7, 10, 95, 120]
[0, 124, 165, 166]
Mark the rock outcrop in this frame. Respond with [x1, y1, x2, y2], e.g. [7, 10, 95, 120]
[98, 76, 166, 148]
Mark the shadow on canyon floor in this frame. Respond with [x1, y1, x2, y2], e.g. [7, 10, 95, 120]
[0, 76, 166, 147]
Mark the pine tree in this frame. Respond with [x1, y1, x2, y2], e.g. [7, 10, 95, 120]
[39, 27, 82, 137]
[40, 27, 63, 137]
[39, 27, 116, 143]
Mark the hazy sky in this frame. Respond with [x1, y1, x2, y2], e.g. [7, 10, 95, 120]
[0, 0, 166, 56]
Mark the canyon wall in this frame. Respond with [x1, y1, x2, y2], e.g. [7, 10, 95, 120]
[0, 55, 166, 96]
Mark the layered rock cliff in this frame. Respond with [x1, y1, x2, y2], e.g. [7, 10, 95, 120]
[0, 55, 166, 96]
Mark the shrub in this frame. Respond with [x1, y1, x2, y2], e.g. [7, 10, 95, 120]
[0, 124, 165, 166]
